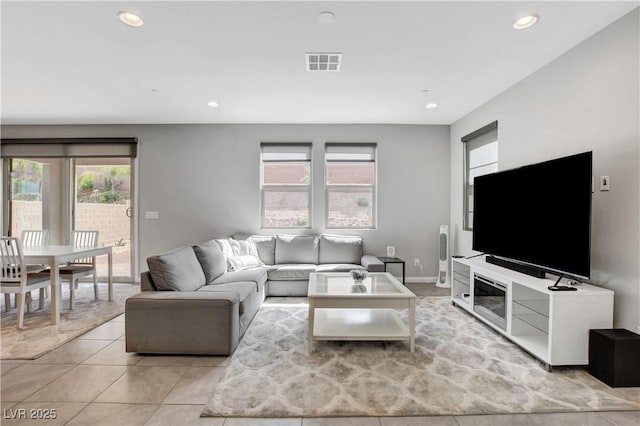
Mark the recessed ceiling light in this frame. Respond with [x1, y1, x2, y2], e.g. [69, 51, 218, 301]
[513, 14, 539, 30]
[425, 102, 438, 109]
[207, 100, 220, 108]
[117, 11, 143, 27]
[318, 11, 335, 24]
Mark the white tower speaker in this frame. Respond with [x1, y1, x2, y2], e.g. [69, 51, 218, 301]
[436, 225, 451, 288]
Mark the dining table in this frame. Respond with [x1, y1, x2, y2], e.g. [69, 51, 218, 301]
[23, 245, 113, 325]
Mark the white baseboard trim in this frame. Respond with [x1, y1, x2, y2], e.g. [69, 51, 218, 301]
[404, 276, 437, 284]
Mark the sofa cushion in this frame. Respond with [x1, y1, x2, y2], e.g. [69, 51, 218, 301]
[147, 247, 206, 292]
[198, 281, 256, 315]
[268, 264, 317, 281]
[316, 263, 365, 273]
[275, 235, 318, 264]
[318, 234, 363, 264]
[193, 240, 227, 284]
[266, 280, 309, 297]
[211, 267, 269, 287]
[248, 235, 276, 265]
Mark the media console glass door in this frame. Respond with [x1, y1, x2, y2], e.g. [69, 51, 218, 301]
[473, 274, 507, 330]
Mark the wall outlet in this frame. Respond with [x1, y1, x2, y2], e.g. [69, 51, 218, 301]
[386, 246, 396, 257]
[414, 258, 420, 267]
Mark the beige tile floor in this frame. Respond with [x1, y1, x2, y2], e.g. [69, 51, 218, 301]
[1, 295, 639, 425]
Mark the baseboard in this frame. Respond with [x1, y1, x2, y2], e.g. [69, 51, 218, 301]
[405, 276, 437, 284]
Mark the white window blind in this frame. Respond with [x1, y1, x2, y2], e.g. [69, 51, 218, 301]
[261, 143, 312, 162]
[0, 138, 138, 158]
[325, 144, 376, 162]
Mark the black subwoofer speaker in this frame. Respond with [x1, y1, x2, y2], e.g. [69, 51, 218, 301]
[589, 329, 640, 388]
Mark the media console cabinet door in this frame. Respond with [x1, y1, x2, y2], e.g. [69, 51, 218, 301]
[549, 293, 614, 364]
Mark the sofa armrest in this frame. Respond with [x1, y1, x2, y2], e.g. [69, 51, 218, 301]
[361, 255, 385, 272]
[125, 291, 240, 355]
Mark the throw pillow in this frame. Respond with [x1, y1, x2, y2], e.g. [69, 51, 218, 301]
[228, 255, 262, 271]
[147, 247, 206, 292]
[193, 240, 227, 284]
[249, 235, 276, 265]
[215, 239, 234, 269]
[230, 238, 260, 259]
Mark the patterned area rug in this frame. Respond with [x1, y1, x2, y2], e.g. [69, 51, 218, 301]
[202, 297, 640, 417]
[1, 283, 139, 359]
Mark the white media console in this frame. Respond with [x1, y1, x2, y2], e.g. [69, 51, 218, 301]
[451, 256, 614, 370]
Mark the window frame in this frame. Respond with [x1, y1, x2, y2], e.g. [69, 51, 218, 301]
[260, 143, 312, 229]
[324, 143, 377, 230]
[462, 121, 498, 231]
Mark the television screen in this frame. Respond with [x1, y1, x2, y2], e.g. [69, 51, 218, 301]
[472, 151, 592, 278]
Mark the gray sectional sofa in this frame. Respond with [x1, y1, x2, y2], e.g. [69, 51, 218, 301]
[125, 234, 384, 355]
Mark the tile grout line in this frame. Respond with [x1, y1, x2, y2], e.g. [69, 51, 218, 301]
[82, 355, 132, 406]
[80, 338, 144, 367]
[158, 364, 193, 405]
[60, 401, 90, 426]
[594, 411, 618, 426]
[23, 335, 123, 402]
[11, 362, 77, 404]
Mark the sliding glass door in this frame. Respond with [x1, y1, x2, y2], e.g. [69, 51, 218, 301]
[4, 156, 136, 282]
[73, 158, 133, 280]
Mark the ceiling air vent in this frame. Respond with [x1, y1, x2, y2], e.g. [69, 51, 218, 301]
[306, 53, 342, 72]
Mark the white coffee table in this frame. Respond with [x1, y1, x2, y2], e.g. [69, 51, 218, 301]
[307, 272, 417, 352]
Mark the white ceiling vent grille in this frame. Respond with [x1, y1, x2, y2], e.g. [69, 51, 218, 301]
[306, 53, 342, 72]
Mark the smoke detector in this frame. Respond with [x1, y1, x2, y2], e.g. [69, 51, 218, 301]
[306, 53, 342, 72]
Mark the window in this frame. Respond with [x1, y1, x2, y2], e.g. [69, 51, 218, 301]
[462, 121, 498, 230]
[325, 143, 376, 228]
[260, 143, 312, 228]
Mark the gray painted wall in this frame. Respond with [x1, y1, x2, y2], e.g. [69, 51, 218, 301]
[449, 10, 639, 331]
[1, 123, 450, 280]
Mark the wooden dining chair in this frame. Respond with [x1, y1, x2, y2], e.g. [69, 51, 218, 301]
[60, 230, 99, 309]
[0, 237, 51, 328]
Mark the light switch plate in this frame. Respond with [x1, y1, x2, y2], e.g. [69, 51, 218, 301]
[600, 176, 610, 191]
[145, 211, 160, 219]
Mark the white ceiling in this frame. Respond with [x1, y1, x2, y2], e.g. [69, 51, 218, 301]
[1, 1, 637, 125]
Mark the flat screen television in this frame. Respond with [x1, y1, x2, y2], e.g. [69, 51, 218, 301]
[472, 151, 592, 279]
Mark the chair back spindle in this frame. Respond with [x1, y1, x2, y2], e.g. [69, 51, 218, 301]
[1, 237, 24, 283]
[72, 231, 99, 265]
[21, 230, 49, 247]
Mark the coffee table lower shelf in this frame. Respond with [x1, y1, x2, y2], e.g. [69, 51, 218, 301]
[311, 308, 410, 341]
